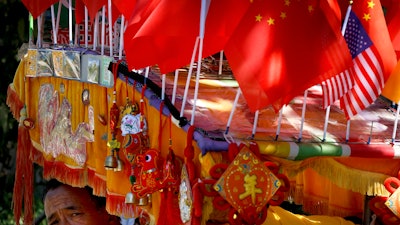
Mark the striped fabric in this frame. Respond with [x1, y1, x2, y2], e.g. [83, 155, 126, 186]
[340, 11, 385, 119]
[321, 68, 354, 108]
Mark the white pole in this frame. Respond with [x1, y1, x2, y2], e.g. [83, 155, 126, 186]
[93, 12, 99, 50]
[51, 5, 58, 45]
[322, 5, 352, 142]
[144, 66, 150, 79]
[68, 0, 73, 45]
[161, 74, 166, 101]
[101, 6, 106, 55]
[298, 90, 308, 142]
[85, 7, 88, 48]
[345, 120, 351, 142]
[180, 37, 199, 118]
[275, 107, 284, 141]
[218, 50, 223, 75]
[37, 15, 42, 47]
[56, 0, 62, 32]
[108, 0, 113, 57]
[344, 4, 353, 143]
[172, 69, 179, 105]
[251, 110, 259, 139]
[190, 0, 209, 125]
[118, 16, 125, 60]
[392, 101, 400, 143]
[225, 88, 241, 134]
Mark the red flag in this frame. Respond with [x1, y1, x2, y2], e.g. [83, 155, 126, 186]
[112, 0, 137, 19]
[82, 0, 107, 22]
[124, 0, 250, 74]
[124, 0, 200, 73]
[203, 0, 251, 57]
[224, 0, 352, 112]
[75, 0, 85, 25]
[381, 0, 400, 59]
[339, 0, 397, 119]
[22, 0, 58, 18]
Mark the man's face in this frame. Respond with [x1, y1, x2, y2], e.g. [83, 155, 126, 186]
[44, 184, 110, 225]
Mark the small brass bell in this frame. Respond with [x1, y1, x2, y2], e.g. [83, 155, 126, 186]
[137, 196, 148, 206]
[125, 192, 136, 204]
[113, 150, 124, 172]
[104, 149, 118, 170]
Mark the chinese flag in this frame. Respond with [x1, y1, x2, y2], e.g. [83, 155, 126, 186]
[124, 0, 200, 73]
[378, 0, 400, 58]
[224, 0, 352, 112]
[112, 0, 137, 19]
[21, 0, 58, 18]
[124, 0, 250, 74]
[82, 0, 107, 22]
[75, 0, 85, 25]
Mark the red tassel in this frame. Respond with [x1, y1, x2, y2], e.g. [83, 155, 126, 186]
[12, 126, 34, 225]
[184, 126, 196, 183]
[6, 85, 24, 120]
[157, 191, 183, 225]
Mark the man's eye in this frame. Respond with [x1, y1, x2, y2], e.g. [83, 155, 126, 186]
[71, 212, 83, 217]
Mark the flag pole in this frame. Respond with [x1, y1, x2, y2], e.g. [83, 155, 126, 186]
[56, 0, 61, 32]
[191, 0, 209, 125]
[225, 88, 241, 135]
[251, 110, 259, 139]
[50, 5, 58, 45]
[391, 101, 400, 143]
[275, 107, 284, 141]
[37, 14, 42, 48]
[118, 16, 125, 60]
[345, 120, 351, 142]
[84, 7, 89, 48]
[93, 12, 99, 50]
[171, 69, 180, 105]
[344, 2, 353, 143]
[101, 6, 106, 55]
[108, 0, 113, 57]
[180, 37, 199, 118]
[218, 50, 223, 75]
[298, 90, 308, 142]
[322, 3, 352, 142]
[161, 74, 166, 101]
[68, 0, 73, 45]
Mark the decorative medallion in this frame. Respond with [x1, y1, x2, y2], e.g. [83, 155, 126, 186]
[213, 145, 281, 215]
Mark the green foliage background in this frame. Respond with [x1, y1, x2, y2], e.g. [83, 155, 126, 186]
[0, 0, 46, 224]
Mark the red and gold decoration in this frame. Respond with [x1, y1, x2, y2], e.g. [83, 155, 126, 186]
[214, 144, 281, 224]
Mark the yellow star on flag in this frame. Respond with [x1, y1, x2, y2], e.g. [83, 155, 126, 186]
[267, 17, 275, 25]
[255, 14, 262, 22]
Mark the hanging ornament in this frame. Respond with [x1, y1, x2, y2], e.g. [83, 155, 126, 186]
[105, 61, 121, 170]
[161, 114, 181, 191]
[81, 89, 90, 106]
[132, 148, 165, 197]
[179, 164, 193, 224]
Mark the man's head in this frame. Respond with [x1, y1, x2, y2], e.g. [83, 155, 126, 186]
[44, 179, 119, 225]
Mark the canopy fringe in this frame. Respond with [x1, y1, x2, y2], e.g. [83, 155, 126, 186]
[267, 156, 391, 196]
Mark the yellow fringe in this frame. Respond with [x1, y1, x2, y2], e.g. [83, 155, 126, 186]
[266, 156, 391, 196]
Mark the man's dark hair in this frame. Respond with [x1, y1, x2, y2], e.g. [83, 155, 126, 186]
[44, 179, 106, 209]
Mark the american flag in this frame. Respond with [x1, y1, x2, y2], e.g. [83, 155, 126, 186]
[339, 10, 385, 119]
[321, 68, 354, 108]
